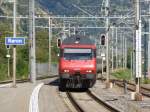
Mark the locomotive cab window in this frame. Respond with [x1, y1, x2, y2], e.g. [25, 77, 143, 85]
[63, 48, 94, 60]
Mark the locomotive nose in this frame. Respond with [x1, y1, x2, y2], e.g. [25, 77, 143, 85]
[73, 68, 81, 74]
[75, 71, 80, 75]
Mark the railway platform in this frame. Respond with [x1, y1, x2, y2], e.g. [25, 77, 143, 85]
[0, 82, 35, 112]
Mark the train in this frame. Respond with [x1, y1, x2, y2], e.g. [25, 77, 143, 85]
[58, 35, 97, 90]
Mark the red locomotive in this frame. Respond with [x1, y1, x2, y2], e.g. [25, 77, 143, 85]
[58, 35, 97, 90]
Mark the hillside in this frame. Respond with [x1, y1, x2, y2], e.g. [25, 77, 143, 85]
[37, 0, 132, 16]
[0, 0, 58, 80]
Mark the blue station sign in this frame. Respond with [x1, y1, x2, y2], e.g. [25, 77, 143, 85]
[5, 37, 26, 45]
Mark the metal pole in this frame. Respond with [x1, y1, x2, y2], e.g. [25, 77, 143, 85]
[112, 27, 114, 71]
[123, 79, 127, 94]
[135, 0, 141, 93]
[131, 52, 133, 80]
[124, 38, 127, 68]
[148, 40, 150, 77]
[112, 46, 113, 71]
[7, 50, 10, 77]
[133, 30, 136, 81]
[122, 33, 124, 68]
[102, 58, 104, 76]
[115, 27, 118, 68]
[119, 33, 121, 68]
[29, 0, 36, 83]
[144, 21, 148, 79]
[148, 4, 150, 78]
[13, 0, 17, 87]
[73, 27, 75, 35]
[105, 0, 110, 83]
[83, 31, 85, 36]
[123, 34, 126, 68]
[48, 17, 52, 75]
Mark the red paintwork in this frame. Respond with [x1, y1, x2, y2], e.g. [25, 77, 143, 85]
[59, 58, 96, 75]
[59, 44, 96, 76]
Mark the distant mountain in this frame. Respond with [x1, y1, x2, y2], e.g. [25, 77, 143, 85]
[0, 0, 133, 16]
[37, 0, 82, 15]
[0, 0, 47, 16]
[37, 0, 132, 16]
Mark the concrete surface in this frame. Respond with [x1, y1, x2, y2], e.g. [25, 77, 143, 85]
[0, 83, 35, 112]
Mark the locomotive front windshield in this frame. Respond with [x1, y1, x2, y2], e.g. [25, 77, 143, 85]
[63, 48, 95, 60]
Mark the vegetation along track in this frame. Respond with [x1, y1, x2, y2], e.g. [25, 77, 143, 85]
[66, 90, 120, 112]
[98, 78, 150, 97]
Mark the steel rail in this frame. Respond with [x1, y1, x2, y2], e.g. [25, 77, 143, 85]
[98, 78, 150, 97]
[87, 90, 120, 112]
[66, 91, 120, 112]
[113, 80, 150, 97]
[66, 92, 85, 112]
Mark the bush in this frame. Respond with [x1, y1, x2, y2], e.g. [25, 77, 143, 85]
[143, 78, 150, 84]
[112, 68, 131, 80]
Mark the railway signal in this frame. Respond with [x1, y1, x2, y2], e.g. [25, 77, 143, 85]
[101, 34, 106, 45]
[57, 38, 61, 47]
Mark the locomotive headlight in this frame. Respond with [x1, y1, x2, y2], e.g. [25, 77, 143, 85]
[86, 70, 92, 73]
[64, 69, 69, 73]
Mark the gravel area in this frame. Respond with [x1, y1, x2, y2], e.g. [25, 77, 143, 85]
[90, 80, 150, 112]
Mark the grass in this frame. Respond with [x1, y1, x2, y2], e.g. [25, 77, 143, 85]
[0, 64, 10, 81]
[111, 68, 150, 84]
[142, 78, 150, 84]
[111, 68, 131, 80]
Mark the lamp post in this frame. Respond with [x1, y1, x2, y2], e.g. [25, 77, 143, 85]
[48, 17, 52, 75]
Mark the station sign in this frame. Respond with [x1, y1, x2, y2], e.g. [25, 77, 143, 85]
[5, 37, 26, 45]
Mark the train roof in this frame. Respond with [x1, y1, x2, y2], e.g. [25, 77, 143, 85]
[62, 35, 95, 45]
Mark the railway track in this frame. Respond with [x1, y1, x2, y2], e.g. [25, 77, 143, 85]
[66, 90, 120, 112]
[86, 90, 120, 112]
[0, 75, 58, 84]
[66, 92, 85, 112]
[113, 79, 150, 97]
[98, 77, 150, 97]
